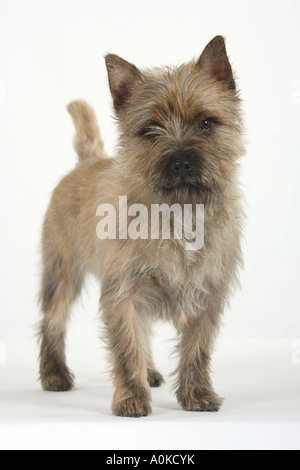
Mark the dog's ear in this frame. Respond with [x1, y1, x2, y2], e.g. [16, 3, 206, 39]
[197, 36, 235, 90]
[105, 54, 142, 111]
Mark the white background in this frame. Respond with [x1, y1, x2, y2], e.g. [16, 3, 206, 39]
[0, 0, 300, 450]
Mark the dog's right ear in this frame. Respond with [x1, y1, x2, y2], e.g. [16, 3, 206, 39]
[105, 54, 142, 111]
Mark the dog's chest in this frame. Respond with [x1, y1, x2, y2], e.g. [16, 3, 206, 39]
[147, 239, 207, 292]
[146, 219, 232, 295]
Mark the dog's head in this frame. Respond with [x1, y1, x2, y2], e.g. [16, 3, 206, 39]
[105, 36, 244, 203]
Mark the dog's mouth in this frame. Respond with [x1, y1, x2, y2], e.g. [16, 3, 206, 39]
[147, 157, 214, 201]
[163, 176, 199, 190]
[163, 173, 206, 191]
[161, 177, 212, 202]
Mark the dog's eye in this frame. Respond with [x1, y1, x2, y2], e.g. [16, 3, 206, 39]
[144, 129, 160, 140]
[139, 124, 161, 140]
[196, 119, 213, 131]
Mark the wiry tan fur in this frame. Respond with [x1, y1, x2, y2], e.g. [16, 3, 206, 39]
[38, 36, 245, 417]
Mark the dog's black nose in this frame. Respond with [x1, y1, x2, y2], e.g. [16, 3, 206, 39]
[169, 157, 194, 179]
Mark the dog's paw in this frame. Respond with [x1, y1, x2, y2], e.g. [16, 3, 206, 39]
[41, 372, 74, 392]
[113, 397, 152, 418]
[177, 389, 224, 412]
[147, 369, 165, 388]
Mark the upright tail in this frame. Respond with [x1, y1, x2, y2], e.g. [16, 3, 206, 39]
[67, 100, 106, 162]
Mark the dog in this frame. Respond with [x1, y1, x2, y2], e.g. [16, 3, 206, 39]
[38, 36, 244, 417]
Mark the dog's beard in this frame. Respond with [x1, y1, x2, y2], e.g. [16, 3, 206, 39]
[139, 159, 220, 204]
[141, 173, 215, 205]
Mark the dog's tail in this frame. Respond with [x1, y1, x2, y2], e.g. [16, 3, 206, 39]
[67, 100, 106, 162]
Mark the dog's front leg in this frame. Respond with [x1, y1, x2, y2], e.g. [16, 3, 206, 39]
[101, 288, 152, 417]
[174, 308, 224, 412]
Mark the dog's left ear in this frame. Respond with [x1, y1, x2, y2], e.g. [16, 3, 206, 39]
[197, 36, 235, 90]
[105, 54, 143, 111]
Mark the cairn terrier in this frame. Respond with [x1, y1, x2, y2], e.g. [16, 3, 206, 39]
[39, 36, 244, 417]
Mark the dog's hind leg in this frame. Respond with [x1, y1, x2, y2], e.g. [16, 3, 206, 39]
[38, 252, 83, 392]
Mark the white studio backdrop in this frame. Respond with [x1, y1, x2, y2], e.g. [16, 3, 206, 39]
[0, 0, 299, 349]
